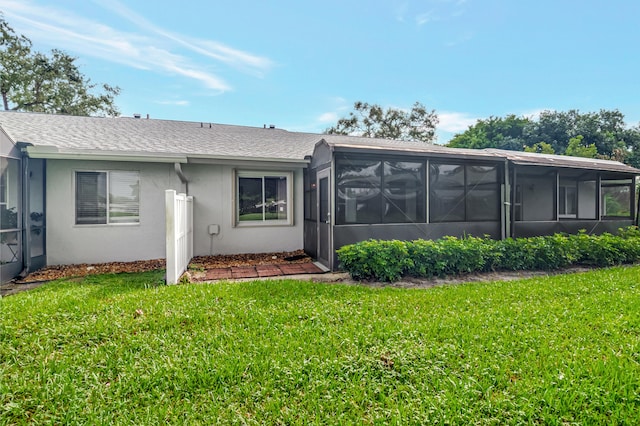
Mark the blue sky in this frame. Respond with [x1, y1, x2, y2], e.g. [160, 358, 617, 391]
[3, 0, 640, 143]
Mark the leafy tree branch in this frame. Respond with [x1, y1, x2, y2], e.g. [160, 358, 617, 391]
[0, 15, 120, 116]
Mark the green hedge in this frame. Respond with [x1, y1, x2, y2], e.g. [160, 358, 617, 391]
[336, 227, 640, 282]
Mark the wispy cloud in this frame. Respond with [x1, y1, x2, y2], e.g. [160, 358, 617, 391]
[94, 0, 273, 77]
[396, 0, 469, 27]
[0, 0, 273, 93]
[438, 111, 479, 132]
[315, 97, 351, 125]
[416, 11, 439, 26]
[317, 112, 339, 123]
[520, 108, 548, 120]
[156, 100, 190, 107]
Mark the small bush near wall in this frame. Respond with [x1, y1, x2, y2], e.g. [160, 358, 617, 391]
[336, 239, 412, 282]
[336, 227, 640, 282]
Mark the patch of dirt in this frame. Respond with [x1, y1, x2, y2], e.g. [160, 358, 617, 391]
[13, 250, 313, 284]
[15, 259, 167, 283]
[332, 265, 598, 289]
[189, 249, 312, 269]
[4, 249, 604, 297]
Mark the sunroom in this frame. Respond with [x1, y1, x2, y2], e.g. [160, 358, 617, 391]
[500, 150, 638, 237]
[305, 139, 639, 271]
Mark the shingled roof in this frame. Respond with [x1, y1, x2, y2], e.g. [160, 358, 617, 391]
[0, 111, 322, 163]
[1, 111, 639, 175]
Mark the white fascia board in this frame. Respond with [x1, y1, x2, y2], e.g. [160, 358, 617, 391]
[25, 146, 187, 163]
[187, 154, 310, 167]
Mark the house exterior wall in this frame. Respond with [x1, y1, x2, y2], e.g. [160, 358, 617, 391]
[185, 163, 305, 256]
[45, 160, 306, 266]
[46, 160, 180, 265]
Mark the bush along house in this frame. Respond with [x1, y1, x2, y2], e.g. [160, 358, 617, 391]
[1, 111, 638, 282]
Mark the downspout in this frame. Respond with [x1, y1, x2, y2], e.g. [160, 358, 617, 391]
[174, 163, 189, 195]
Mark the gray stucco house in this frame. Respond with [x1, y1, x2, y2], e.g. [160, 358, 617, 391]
[1, 111, 639, 281]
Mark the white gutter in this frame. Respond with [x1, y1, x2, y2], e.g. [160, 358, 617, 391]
[24, 146, 310, 166]
[25, 146, 188, 163]
[186, 153, 310, 165]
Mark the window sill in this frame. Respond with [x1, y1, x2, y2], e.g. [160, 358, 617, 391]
[74, 223, 140, 228]
[234, 221, 293, 228]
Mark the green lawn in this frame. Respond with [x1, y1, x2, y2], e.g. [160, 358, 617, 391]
[2, 267, 640, 424]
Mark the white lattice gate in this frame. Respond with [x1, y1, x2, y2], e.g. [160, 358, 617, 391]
[165, 190, 193, 284]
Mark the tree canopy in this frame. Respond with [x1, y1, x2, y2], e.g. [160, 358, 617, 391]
[448, 114, 530, 151]
[325, 101, 439, 143]
[0, 15, 120, 116]
[448, 109, 640, 168]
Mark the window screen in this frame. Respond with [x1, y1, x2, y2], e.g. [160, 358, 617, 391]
[237, 172, 291, 224]
[76, 171, 139, 225]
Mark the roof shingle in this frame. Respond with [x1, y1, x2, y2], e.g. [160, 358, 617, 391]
[1, 111, 638, 174]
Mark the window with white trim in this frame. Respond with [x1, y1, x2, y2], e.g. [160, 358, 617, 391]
[75, 171, 139, 225]
[558, 180, 577, 218]
[236, 171, 293, 225]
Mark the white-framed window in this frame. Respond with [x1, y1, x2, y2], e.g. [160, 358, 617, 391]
[75, 171, 140, 225]
[235, 171, 293, 226]
[558, 180, 577, 218]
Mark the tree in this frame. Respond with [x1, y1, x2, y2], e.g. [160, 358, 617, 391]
[0, 15, 120, 116]
[325, 101, 438, 143]
[448, 108, 640, 167]
[448, 115, 530, 151]
[565, 135, 598, 158]
[0, 15, 31, 111]
[523, 109, 628, 157]
[524, 142, 555, 154]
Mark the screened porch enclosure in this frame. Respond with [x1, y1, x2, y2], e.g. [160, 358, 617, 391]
[303, 144, 507, 269]
[512, 166, 636, 237]
[0, 141, 47, 283]
[304, 140, 639, 271]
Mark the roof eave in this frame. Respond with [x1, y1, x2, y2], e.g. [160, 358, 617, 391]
[24, 146, 311, 166]
[25, 146, 188, 163]
[186, 153, 310, 165]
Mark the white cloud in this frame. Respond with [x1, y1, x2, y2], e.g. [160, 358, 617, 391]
[156, 100, 190, 106]
[519, 108, 549, 120]
[438, 111, 479, 132]
[416, 11, 439, 26]
[0, 0, 273, 93]
[317, 112, 339, 123]
[95, 0, 274, 77]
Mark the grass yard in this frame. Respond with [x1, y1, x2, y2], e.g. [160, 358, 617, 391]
[2, 267, 640, 424]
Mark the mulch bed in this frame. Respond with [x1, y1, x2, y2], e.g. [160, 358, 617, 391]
[13, 250, 313, 283]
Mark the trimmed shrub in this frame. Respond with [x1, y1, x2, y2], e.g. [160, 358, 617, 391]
[337, 227, 640, 282]
[336, 239, 412, 282]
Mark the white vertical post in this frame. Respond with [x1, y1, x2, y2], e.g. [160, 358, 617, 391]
[166, 190, 194, 284]
[165, 190, 178, 284]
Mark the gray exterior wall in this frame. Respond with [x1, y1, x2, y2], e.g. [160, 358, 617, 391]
[46, 159, 306, 265]
[185, 163, 305, 257]
[46, 160, 179, 265]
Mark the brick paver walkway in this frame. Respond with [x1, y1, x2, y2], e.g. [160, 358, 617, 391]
[204, 262, 325, 281]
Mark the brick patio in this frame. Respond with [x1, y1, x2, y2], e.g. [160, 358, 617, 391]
[203, 262, 325, 281]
